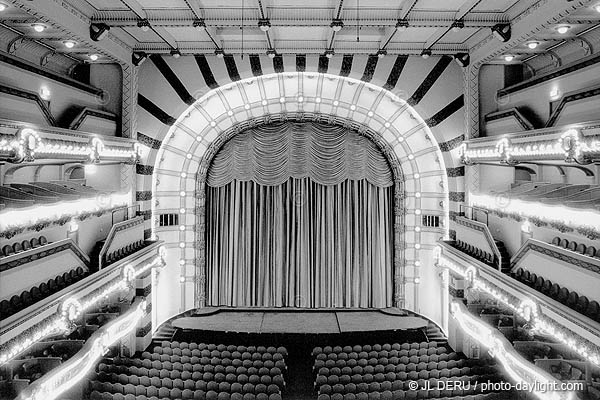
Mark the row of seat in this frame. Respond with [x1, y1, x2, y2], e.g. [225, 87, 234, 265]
[313, 343, 439, 355]
[512, 268, 600, 322]
[452, 240, 493, 265]
[551, 236, 600, 258]
[91, 380, 283, 395]
[143, 351, 285, 363]
[156, 342, 288, 356]
[316, 359, 489, 377]
[96, 371, 285, 387]
[313, 353, 458, 371]
[316, 389, 512, 400]
[89, 390, 283, 400]
[0, 235, 49, 258]
[105, 240, 146, 265]
[100, 363, 284, 377]
[0, 266, 88, 320]
[315, 349, 451, 362]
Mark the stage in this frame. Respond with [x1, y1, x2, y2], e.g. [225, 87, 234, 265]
[171, 307, 428, 334]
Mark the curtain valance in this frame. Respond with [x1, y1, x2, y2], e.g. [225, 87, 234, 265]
[206, 121, 393, 188]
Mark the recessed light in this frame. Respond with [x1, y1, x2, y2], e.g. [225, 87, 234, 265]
[556, 25, 570, 34]
[527, 41, 539, 49]
[32, 23, 46, 33]
[89, 54, 99, 61]
[63, 40, 77, 48]
[503, 54, 514, 62]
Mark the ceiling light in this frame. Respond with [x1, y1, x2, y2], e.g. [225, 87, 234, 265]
[527, 41, 539, 49]
[491, 23, 511, 42]
[377, 49, 387, 58]
[63, 40, 76, 49]
[324, 49, 334, 59]
[451, 20, 464, 32]
[193, 19, 206, 30]
[89, 54, 99, 61]
[170, 48, 182, 58]
[266, 48, 277, 58]
[396, 19, 409, 32]
[32, 23, 46, 33]
[420, 49, 432, 59]
[132, 52, 148, 66]
[214, 48, 225, 58]
[330, 19, 344, 32]
[0, 2, 8, 12]
[137, 19, 151, 32]
[595, 4, 600, 12]
[503, 54, 514, 62]
[258, 18, 271, 32]
[89, 23, 110, 41]
[454, 52, 469, 67]
[556, 25, 570, 34]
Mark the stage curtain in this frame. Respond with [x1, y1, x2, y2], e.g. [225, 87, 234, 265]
[205, 177, 394, 308]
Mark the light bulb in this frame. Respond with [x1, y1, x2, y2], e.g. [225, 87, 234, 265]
[89, 54, 99, 61]
[556, 26, 570, 34]
[32, 23, 46, 33]
[527, 41, 539, 49]
[0, 3, 8, 12]
[63, 40, 76, 48]
[503, 54, 514, 62]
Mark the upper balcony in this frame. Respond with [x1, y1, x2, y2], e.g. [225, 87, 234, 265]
[460, 121, 600, 166]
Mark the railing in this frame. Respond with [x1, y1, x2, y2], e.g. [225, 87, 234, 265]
[459, 204, 489, 225]
[111, 204, 140, 226]
[98, 216, 145, 269]
[453, 216, 502, 270]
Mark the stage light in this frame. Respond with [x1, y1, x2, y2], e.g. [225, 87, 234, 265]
[503, 54, 514, 62]
[324, 49, 334, 59]
[214, 48, 225, 58]
[32, 23, 46, 33]
[170, 48, 182, 58]
[556, 25, 570, 34]
[527, 41, 539, 49]
[193, 19, 206, 30]
[396, 19, 409, 32]
[330, 18, 344, 32]
[377, 49, 387, 58]
[132, 52, 148, 66]
[0, 2, 8, 12]
[89, 54, 99, 61]
[90, 23, 110, 41]
[454, 53, 469, 67]
[266, 48, 277, 58]
[137, 19, 151, 32]
[63, 40, 77, 49]
[258, 18, 271, 32]
[451, 20, 464, 32]
[491, 23, 511, 42]
[420, 49, 432, 59]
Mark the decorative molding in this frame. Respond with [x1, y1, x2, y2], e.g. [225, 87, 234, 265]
[136, 164, 154, 175]
[0, 84, 57, 126]
[512, 240, 600, 275]
[136, 191, 152, 201]
[69, 108, 117, 131]
[0, 239, 90, 272]
[438, 135, 465, 152]
[425, 95, 464, 127]
[546, 85, 600, 127]
[449, 191, 465, 202]
[485, 108, 534, 131]
[137, 132, 162, 149]
[446, 166, 465, 177]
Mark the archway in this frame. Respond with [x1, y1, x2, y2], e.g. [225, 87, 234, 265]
[151, 73, 450, 328]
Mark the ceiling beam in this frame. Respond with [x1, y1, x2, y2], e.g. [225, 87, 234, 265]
[184, 0, 205, 19]
[152, 26, 179, 49]
[424, 26, 451, 49]
[455, 0, 484, 21]
[399, 0, 419, 20]
[9, 0, 131, 64]
[119, 0, 147, 19]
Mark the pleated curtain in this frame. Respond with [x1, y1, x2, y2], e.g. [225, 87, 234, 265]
[205, 121, 394, 308]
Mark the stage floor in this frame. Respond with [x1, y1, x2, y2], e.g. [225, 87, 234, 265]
[172, 308, 428, 334]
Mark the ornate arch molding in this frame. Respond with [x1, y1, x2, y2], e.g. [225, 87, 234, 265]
[194, 113, 406, 308]
[151, 72, 450, 312]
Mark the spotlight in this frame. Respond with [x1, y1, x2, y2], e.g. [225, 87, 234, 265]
[132, 51, 148, 66]
[0, 2, 7, 12]
[396, 19, 409, 32]
[330, 18, 344, 32]
[137, 19, 151, 32]
[193, 19, 206, 30]
[491, 23, 511, 42]
[454, 52, 469, 67]
[420, 49, 432, 59]
[63, 40, 77, 49]
[89, 54, 99, 61]
[451, 20, 464, 32]
[214, 48, 225, 58]
[90, 23, 110, 41]
[31, 23, 46, 33]
[377, 49, 387, 58]
[258, 18, 271, 32]
[324, 49, 334, 59]
[170, 48, 182, 58]
[266, 48, 277, 58]
[555, 25, 570, 34]
[527, 41, 539, 49]
[503, 54, 514, 62]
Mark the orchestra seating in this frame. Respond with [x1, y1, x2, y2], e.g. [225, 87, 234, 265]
[312, 342, 506, 400]
[0, 235, 49, 258]
[550, 236, 600, 259]
[89, 341, 288, 400]
[0, 266, 88, 320]
[511, 267, 600, 322]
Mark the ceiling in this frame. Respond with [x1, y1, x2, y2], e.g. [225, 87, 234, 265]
[0, 0, 599, 71]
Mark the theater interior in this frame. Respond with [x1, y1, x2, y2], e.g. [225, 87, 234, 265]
[0, 0, 600, 399]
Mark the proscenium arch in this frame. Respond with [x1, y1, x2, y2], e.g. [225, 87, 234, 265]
[151, 72, 450, 319]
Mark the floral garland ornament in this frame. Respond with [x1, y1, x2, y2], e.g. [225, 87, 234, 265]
[89, 137, 104, 163]
[558, 129, 588, 164]
[18, 128, 42, 162]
